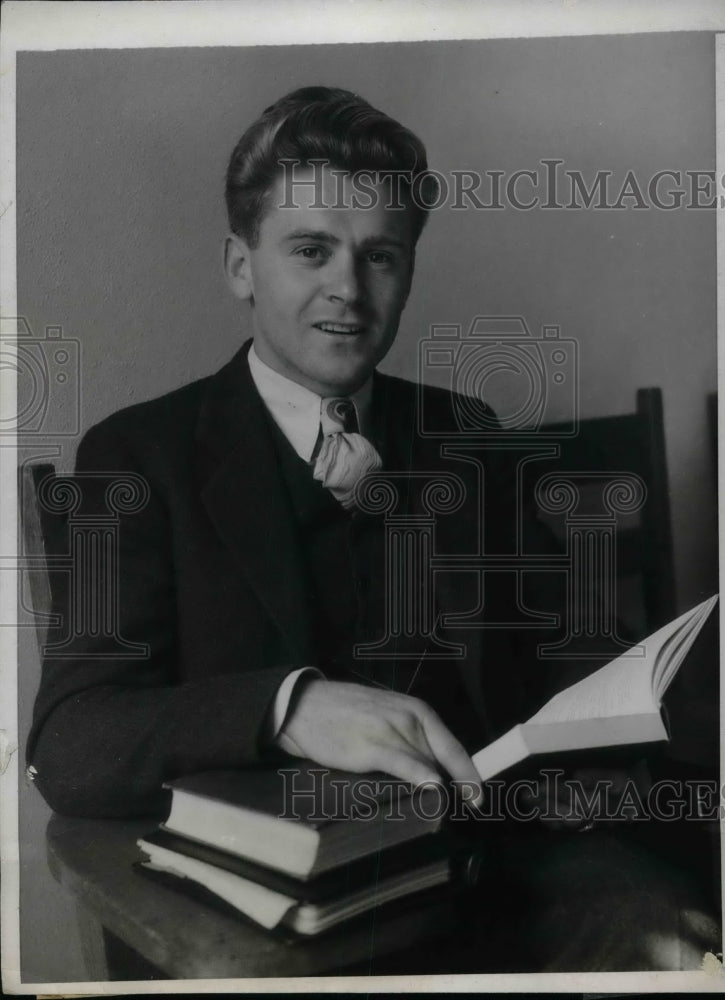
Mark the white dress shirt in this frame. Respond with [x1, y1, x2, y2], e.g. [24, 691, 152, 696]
[248, 343, 372, 459]
[247, 343, 373, 740]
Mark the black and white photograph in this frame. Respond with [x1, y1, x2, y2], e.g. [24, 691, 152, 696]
[1, 1, 723, 991]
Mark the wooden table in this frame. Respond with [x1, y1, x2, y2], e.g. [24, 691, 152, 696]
[46, 814, 465, 981]
[46, 803, 721, 980]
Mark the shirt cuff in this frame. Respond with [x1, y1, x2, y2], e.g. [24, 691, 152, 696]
[269, 667, 324, 742]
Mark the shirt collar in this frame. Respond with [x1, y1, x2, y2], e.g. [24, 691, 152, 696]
[248, 343, 373, 462]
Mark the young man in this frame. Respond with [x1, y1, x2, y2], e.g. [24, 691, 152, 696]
[27, 86, 525, 818]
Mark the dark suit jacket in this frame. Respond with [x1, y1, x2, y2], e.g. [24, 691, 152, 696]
[28, 342, 550, 818]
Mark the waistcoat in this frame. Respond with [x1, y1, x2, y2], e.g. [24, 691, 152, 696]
[267, 419, 483, 746]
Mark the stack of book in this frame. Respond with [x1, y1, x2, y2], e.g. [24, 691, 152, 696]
[137, 764, 465, 939]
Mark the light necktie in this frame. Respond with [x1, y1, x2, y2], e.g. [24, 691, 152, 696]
[312, 397, 382, 510]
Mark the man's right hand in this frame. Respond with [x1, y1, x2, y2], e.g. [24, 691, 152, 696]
[274, 678, 482, 802]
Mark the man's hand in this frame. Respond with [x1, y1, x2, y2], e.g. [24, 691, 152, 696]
[275, 678, 482, 802]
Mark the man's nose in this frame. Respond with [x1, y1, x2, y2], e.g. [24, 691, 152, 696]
[326, 253, 363, 305]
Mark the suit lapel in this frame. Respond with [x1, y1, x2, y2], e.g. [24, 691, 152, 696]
[370, 370, 416, 471]
[195, 343, 312, 661]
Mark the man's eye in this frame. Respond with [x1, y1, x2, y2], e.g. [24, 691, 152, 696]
[295, 246, 326, 260]
[367, 251, 394, 265]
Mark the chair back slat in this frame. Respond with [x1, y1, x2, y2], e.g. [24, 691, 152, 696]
[19, 462, 57, 649]
[531, 387, 675, 636]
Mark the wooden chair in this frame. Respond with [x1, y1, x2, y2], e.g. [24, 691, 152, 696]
[523, 386, 676, 641]
[18, 462, 59, 649]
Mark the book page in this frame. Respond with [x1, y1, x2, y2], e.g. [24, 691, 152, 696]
[529, 597, 717, 725]
[652, 595, 718, 698]
[139, 840, 295, 930]
[528, 653, 655, 725]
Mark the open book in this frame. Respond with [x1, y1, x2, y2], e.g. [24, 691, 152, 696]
[472, 595, 718, 781]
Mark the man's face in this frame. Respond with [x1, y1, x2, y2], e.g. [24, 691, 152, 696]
[226, 166, 415, 396]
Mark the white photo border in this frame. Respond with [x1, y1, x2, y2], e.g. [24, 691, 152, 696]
[2, 0, 725, 993]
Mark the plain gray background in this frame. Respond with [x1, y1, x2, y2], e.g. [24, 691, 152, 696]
[16, 32, 717, 981]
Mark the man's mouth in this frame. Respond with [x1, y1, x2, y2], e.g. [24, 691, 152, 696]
[313, 322, 365, 335]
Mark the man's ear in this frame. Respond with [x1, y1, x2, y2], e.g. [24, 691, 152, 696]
[223, 232, 254, 301]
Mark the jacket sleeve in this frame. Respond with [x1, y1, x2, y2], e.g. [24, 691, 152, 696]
[26, 420, 293, 819]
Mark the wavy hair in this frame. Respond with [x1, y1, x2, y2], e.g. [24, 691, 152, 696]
[225, 86, 437, 246]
